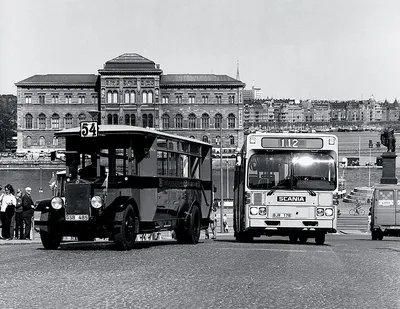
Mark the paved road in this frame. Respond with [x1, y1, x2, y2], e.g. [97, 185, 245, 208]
[0, 233, 399, 309]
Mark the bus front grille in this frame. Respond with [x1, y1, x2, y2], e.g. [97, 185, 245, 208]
[253, 193, 262, 205]
[65, 183, 91, 215]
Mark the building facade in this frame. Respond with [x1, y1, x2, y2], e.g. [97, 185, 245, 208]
[15, 53, 245, 153]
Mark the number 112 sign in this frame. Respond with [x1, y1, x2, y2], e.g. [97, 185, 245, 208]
[80, 121, 98, 137]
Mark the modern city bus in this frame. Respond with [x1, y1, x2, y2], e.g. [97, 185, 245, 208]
[233, 132, 339, 245]
[35, 123, 213, 250]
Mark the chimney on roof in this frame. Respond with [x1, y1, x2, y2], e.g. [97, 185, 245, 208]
[236, 60, 240, 81]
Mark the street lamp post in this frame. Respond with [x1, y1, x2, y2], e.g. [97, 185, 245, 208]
[220, 124, 224, 233]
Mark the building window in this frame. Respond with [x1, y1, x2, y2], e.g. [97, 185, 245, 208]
[142, 92, 148, 104]
[39, 95, 45, 104]
[125, 114, 130, 125]
[202, 135, 209, 143]
[65, 95, 72, 104]
[26, 136, 32, 146]
[176, 95, 182, 104]
[107, 91, 112, 103]
[162, 96, 169, 104]
[229, 95, 235, 104]
[92, 95, 98, 104]
[53, 136, 58, 146]
[201, 113, 209, 129]
[78, 113, 86, 122]
[216, 135, 221, 145]
[216, 95, 222, 104]
[215, 113, 222, 129]
[189, 95, 195, 104]
[162, 114, 170, 129]
[52, 95, 59, 104]
[188, 113, 197, 129]
[51, 114, 60, 129]
[148, 114, 154, 128]
[131, 114, 136, 126]
[113, 114, 118, 124]
[78, 96, 85, 104]
[25, 96, 32, 104]
[25, 114, 33, 129]
[113, 91, 118, 103]
[38, 113, 46, 129]
[142, 114, 148, 127]
[229, 135, 235, 145]
[125, 91, 130, 103]
[228, 113, 236, 128]
[107, 114, 112, 125]
[39, 136, 46, 146]
[65, 113, 73, 129]
[148, 91, 153, 103]
[175, 114, 183, 128]
[202, 96, 208, 104]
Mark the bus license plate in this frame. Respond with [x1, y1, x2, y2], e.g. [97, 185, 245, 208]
[66, 214, 89, 221]
[273, 213, 291, 218]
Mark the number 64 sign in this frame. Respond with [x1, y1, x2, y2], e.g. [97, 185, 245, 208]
[80, 121, 98, 137]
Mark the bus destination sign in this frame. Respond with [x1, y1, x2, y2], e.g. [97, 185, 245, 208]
[261, 138, 323, 149]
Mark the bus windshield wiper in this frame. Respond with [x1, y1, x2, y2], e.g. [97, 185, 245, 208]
[267, 179, 288, 196]
[293, 174, 316, 196]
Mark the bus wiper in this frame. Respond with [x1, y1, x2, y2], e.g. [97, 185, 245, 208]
[293, 174, 316, 196]
[267, 180, 287, 196]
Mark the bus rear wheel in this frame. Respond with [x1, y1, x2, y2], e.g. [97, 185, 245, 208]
[113, 205, 136, 251]
[39, 212, 62, 250]
[299, 235, 308, 244]
[175, 205, 201, 244]
[289, 234, 298, 244]
[315, 232, 326, 245]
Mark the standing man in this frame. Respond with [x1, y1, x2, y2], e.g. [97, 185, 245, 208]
[21, 187, 35, 240]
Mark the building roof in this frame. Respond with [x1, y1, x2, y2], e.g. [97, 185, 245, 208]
[99, 53, 162, 72]
[15, 74, 99, 87]
[161, 74, 245, 87]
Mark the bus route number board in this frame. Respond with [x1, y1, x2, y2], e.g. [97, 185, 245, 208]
[80, 121, 98, 137]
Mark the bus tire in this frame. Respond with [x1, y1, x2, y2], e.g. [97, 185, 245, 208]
[315, 232, 325, 245]
[289, 234, 298, 244]
[175, 205, 201, 244]
[235, 231, 253, 243]
[371, 230, 378, 240]
[39, 212, 62, 250]
[113, 205, 136, 251]
[299, 235, 308, 244]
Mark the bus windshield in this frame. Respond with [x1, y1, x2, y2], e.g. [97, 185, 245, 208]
[247, 151, 336, 191]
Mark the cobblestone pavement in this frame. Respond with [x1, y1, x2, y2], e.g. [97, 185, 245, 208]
[0, 234, 399, 309]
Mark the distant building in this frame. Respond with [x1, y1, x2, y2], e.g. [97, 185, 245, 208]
[15, 53, 245, 153]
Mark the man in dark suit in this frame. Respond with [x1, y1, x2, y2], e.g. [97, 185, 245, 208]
[21, 187, 35, 240]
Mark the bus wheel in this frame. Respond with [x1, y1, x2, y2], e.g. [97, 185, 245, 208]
[315, 232, 325, 245]
[299, 235, 308, 244]
[371, 230, 378, 240]
[175, 205, 201, 244]
[289, 234, 298, 244]
[113, 205, 136, 251]
[39, 212, 62, 250]
[235, 231, 253, 243]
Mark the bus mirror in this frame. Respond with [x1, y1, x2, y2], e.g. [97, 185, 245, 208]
[50, 151, 56, 161]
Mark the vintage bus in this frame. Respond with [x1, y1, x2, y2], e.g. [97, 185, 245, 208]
[35, 123, 213, 250]
[233, 132, 339, 245]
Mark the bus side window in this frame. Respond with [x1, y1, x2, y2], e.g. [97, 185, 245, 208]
[180, 154, 189, 178]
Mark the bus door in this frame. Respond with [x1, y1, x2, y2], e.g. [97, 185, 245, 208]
[374, 189, 396, 226]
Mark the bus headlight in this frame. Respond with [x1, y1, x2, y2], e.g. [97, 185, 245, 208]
[51, 197, 63, 210]
[325, 208, 334, 216]
[259, 207, 267, 216]
[91, 196, 103, 209]
[250, 207, 259, 215]
[316, 208, 324, 216]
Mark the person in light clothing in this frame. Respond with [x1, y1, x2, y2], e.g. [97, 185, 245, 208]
[0, 184, 17, 240]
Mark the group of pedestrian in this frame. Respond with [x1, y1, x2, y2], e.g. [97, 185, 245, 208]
[0, 185, 35, 240]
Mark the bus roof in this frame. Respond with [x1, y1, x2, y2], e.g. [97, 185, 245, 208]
[55, 125, 212, 147]
[245, 132, 338, 139]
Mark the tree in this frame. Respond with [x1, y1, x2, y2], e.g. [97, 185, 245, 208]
[0, 95, 17, 152]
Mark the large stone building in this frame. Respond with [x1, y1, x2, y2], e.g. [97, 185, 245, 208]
[15, 53, 245, 153]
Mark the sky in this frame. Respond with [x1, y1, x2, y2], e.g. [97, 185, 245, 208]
[1, 0, 400, 101]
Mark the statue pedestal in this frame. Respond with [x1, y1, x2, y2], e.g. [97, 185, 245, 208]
[380, 152, 397, 184]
